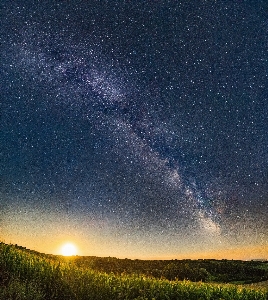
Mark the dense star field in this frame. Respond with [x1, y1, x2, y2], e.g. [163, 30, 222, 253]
[1, 0, 268, 259]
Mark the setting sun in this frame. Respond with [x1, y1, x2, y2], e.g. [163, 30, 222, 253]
[61, 243, 77, 256]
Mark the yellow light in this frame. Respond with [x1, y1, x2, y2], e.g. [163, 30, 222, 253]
[61, 243, 77, 256]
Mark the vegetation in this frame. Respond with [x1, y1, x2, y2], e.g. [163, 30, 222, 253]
[72, 256, 268, 284]
[0, 242, 267, 300]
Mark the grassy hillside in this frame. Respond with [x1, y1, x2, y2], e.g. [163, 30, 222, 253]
[0, 242, 267, 300]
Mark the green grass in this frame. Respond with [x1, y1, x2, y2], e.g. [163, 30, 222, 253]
[0, 243, 267, 300]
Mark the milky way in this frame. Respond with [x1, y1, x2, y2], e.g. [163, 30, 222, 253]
[1, 0, 268, 259]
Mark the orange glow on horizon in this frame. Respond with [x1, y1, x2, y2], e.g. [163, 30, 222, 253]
[160, 244, 268, 261]
[2, 229, 268, 261]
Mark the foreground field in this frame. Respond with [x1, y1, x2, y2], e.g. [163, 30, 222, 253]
[250, 281, 268, 288]
[0, 243, 267, 300]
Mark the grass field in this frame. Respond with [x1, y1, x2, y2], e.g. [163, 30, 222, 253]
[0, 242, 267, 300]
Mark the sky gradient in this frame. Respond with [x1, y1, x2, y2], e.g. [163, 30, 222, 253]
[1, 0, 268, 260]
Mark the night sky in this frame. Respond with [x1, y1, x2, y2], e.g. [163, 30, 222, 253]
[1, 0, 268, 260]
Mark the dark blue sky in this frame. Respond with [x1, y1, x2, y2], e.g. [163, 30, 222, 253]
[1, 0, 268, 259]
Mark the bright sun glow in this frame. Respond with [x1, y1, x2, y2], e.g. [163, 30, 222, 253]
[61, 243, 77, 256]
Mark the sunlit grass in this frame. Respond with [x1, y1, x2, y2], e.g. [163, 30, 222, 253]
[0, 242, 267, 300]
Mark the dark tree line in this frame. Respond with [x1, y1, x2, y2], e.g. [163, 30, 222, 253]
[71, 256, 268, 283]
